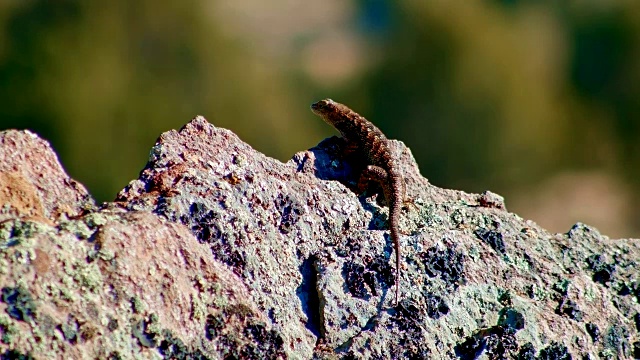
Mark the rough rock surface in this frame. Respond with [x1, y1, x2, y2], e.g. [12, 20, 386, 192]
[0, 117, 639, 359]
[0, 130, 94, 223]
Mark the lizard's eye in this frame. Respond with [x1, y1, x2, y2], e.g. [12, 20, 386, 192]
[311, 99, 335, 112]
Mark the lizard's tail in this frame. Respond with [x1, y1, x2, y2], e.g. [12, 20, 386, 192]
[395, 234, 400, 306]
[391, 200, 402, 306]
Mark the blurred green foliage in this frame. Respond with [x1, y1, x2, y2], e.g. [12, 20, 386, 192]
[0, 1, 638, 236]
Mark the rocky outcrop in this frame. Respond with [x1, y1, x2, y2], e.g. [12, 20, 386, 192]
[0, 117, 638, 359]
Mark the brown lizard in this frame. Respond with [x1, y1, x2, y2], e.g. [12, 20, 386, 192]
[311, 99, 404, 305]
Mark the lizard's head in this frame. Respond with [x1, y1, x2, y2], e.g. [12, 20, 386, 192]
[310, 99, 337, 116]
[310, 98, 358, 136]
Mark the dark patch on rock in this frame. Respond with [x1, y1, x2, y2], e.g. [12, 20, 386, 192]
[521, 252, 536, 270]
[585, 323, 599, 342]
[474, 227, 506, 254]
[204, 305, 286, 359]
[154, 197, 173, 220]
[585, 254, 615, 285]
[343, 255, 395, 299]
[484, 328, 518, 360]
[275, 193, 303, 234]
[133, 305, 285, 359]
[107, 351, 123, 360]
[389, 300, 431, 359]
[497, 308, 525, 330]
[454, 305, 524, 358]
[455, 335, 484, 360]
[617, 283, 632, 296]
[343, 262, 370, 299]
[537, 341, 571, 360]
[366, 255, 396, 292]
[183, 203, 223, 241]
[158, 330, 211, 360]
[517, 342, 536, 360]
[402, 346, 431, 360]
[157, 338, 188, 359]
[205, 313, 225, 341]
[498, 291, 513, 306]
[339, 351, 357, 360]
[342, 235, 362, 255]
[552, 279, 570, 296]
[0, 319, 15, 345]
[1, 286, 36, 322]
[240, 322, 286, 359]
[297, 255, 323, 339]
[391, 300, 422, 332]
[107, 317, 119, 332]
[424, 293, 449, 319]
[454, 326, 518, 360]
[555, 297, 583, 322]
[182, 202, 246, 273]
[0, 350, 34, 360]
[420, 246, 465, 289]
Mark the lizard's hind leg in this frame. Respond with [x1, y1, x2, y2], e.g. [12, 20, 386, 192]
[356, 165, 393, 209]
[356, 165, 389, 194]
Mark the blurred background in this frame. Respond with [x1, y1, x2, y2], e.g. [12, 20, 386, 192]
[0, 1, 638, 238]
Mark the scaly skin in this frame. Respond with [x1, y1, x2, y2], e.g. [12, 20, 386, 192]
[311, 99, 403, 305]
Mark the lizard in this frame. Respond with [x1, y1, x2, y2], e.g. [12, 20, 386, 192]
[311, 99, 404, 305]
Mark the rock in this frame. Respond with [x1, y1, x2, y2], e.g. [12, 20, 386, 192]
[0, 130, 94, 222]
[0, 116, 638, 359]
